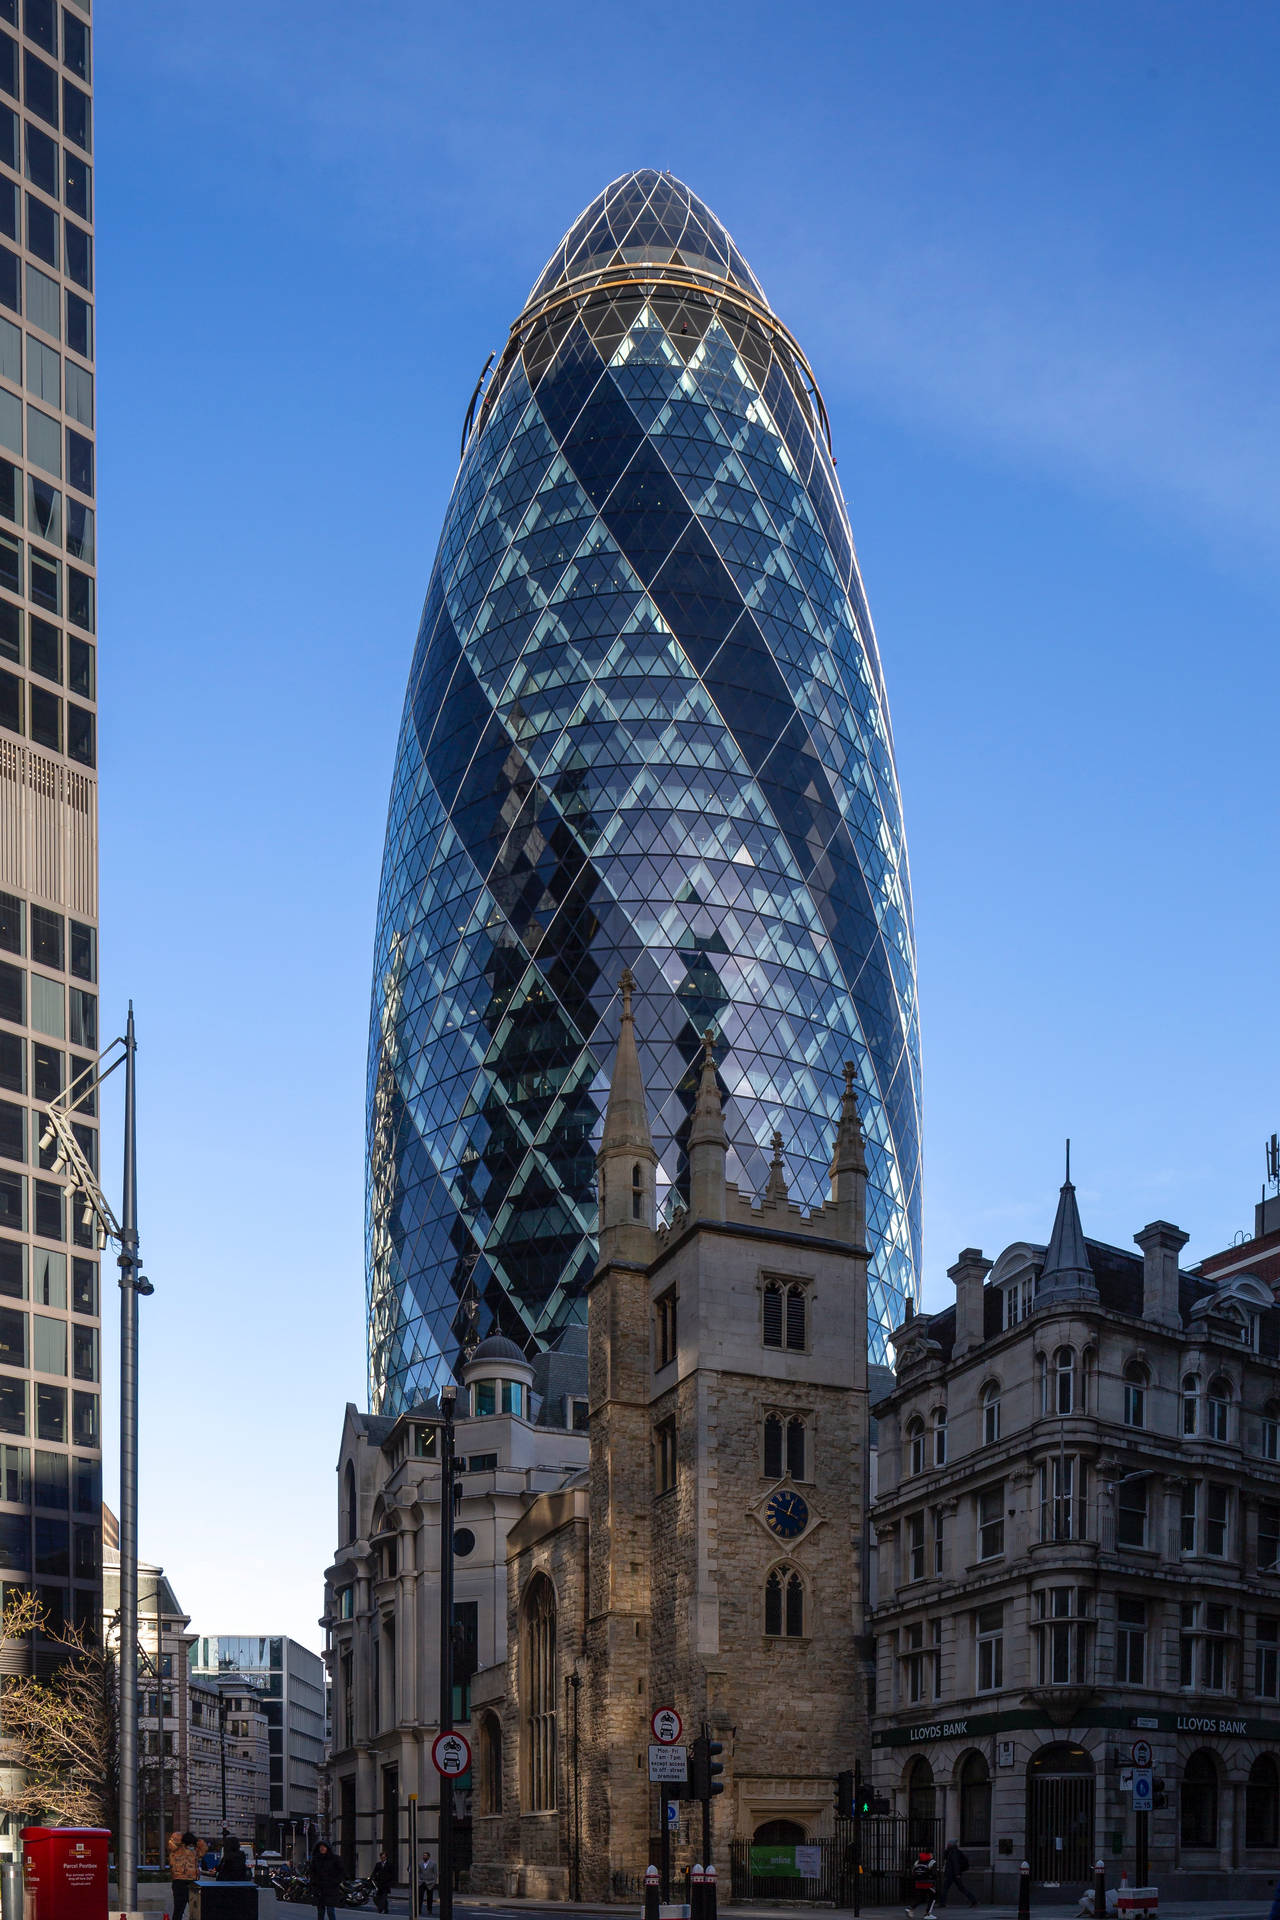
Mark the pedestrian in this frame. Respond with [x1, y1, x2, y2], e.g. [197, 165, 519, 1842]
[371, 1849, 392, 1915]
[311, 1841, 344, 1920]
[906, 1844, 938, 1919]
[418, 1852, 439, 1916]
[938, 1840, 976, 1909]
[217, 1836, 250, 1882]
[167, 1832, 200, 1920]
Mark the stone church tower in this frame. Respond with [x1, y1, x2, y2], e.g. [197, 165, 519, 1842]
[471, 975, 870, 1897]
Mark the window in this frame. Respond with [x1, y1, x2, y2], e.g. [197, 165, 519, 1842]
[71, 1257, 95, 1314]
[1208, 1377, 1231, 1442]
[0, 1442, 26, 1502]
[34, 1381, 62, 1440]
[500, 1378, 525, 1418]
[931, 1617, 943, 1699]
[0, 1099, 22, 1162]
[67, 634, 92, 697]
[62, 12, 90, 82]
[763, 1278, 807, 1351]
[24, 0, 55, 56]
[1117, 1475, 1149, 1550]
[977, 1485, 1004, 1561]
[933, 1504, 945, 1576]
[1264, 1404, 1280, 1462]
[902, 1620, 926, 1703]
[66, 427, 90, 496]
[763, 1412, 782, 1480]
[764, 1563, 804, 1638]
[655, 1286, 677, 1369]
[478, 1709, 503, 1817]
[1257, 1619, 1280, 1701]
[0, 664, 18, 734]
[1123, 1361, 1147, 1429]
[0, 1238, 23, 1296]
[31, 1250, 61, 1308]
[0, 1302, 24, 1363]
[71, 1323, 94, 1380]
[29, 615, 58, 683]
[68, 987, 93, 1049]
[65, 291, 89, 360]
[654, 1418, 676, 1496]
[1247, 1755, 1280, 1850]
[906, 1510, 925, 1583]
[28, 681, 57, 749]
[1183, 1374, 1200, 1436]
[906, 1416, 925, 1476]
[67, 921, 92, 982]
[343, 1461, 356, 1544]
[30, 973, 62, 1038]
[472, 1380, 495, 1417]
[0, 957, 20, 1021]
[1181, 1481, 1198, 1554]
[1054, 1346, 1075, 1415]
[1039, 1454, 1084, 1542]
[23, 121, 54, 196]
[61, 79, 88, 153]
[1034, 1586, 1089, 1686]
[981, 1382, 1001, 1446]
[32, 1311, 63, 1373]
[1182, 1601, 1231, 1691]
[24, 195, 55, 270]
[976, 1603, 1003, 1691]
[932, 1407, 947, 1466]
[1260, 1505, 1280, 1574]
[0, 1373, 22, 1433]
[0, 1167, 22, 1229]
[23, 51, 56, 128]
[1002, 1278, 1033, 1328]
[519, 1574, 556, 1812]
[33, 1178, 61, 1241]
[959, 1751, 991, 1847]
[1207, 1483, 1230, 1559]
[1117, 1597, 1146, 1685]
[630, 1160, 641, 1221]
[786, 1414, 805, 1480]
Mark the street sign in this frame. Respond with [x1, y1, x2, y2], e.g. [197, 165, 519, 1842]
[1131, 1769, 1153, 1809]
[432, 1730, 472, 1777]
[649, 1744, 689, 1783]
[1119, 1768, 1134, 1792]
[1131, 1740, 1152, 1768]
[666, 1800, 678, 1829]
[652, 1708, 683, 1744]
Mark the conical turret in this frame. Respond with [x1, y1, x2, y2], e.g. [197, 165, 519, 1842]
[596, 969, 658, 1259]
[1038, 1142, 1097, 1300]
[687, 1030, 726, 1221]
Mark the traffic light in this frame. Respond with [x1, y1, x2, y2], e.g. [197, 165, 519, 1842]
[856, 1760, 871, 1818]
[691, 1733, 725, 1801]
[836, 1771, 854, 1820]
[1153, 1777, 1168, 1810]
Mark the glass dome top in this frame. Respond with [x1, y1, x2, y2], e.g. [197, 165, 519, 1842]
[526, 168, 768, 311]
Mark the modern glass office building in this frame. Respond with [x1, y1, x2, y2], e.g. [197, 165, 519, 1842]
[0, 0, 100, 1688]
[369, 170, 919, 1411]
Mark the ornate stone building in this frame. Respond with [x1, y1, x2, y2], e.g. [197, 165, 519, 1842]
[870, 1170, 1280, 1906]
[469, 974, 871, 1898]
[322, 1333, 589, 1874]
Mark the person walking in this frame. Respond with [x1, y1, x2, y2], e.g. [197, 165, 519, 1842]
[906, 1844, 938, 1919]
[310, 1841, 344, 1920]
[167, 1832, 200, 1920]
[938, 1840, 976, 1909]
[418, 1852, 439, 1916]
[371, 1849, 393, 1915]
[217, 1836, 250, 1882]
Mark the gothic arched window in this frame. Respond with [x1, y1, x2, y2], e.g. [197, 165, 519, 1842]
[763, 1413, 783, 1480]
[787, 1415, 806, 1481]
[764, 1564, 805, 1638]
[520, 1575, 557, 1812]
[344, 1461, 357, 1545]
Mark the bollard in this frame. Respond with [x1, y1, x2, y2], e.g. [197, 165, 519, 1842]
[1094, 1857, 1107, 1918]
[0, 1859, 20, 1920]
[643, 1863, 660, 1920]
[1017, 1858, 1031, 1920]
[690, 1863, 704, 1920]
[704, 1862, 717, 1920]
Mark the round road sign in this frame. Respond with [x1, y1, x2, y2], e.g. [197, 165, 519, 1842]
[432, 1730, 472, 1776]
[1131, 1740, 1152, 1768]
[651, 1708, 682, 1744]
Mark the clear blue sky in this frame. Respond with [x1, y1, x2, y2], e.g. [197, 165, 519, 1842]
[96, 1, 1280, 1647]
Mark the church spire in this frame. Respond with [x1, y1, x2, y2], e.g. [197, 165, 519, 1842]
[596, 967, 658, 1252]
[829, 1060, 867, 1241]
[687, 1030, 726, 1221]
[1038, 1140, 1096, 1299]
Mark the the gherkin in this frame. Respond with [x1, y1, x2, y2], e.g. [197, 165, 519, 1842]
[368, 169, 920, 1413]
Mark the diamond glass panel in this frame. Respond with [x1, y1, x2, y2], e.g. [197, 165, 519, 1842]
[368, 171, 921, 1412]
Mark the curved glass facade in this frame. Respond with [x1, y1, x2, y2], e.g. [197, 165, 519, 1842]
[368, 170, 920, 1412]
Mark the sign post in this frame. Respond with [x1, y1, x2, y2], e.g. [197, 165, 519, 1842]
[1131, 1769, 1153, 1888]
[408, 1795, 419, 1920]
[650, 1710, 682, 1904]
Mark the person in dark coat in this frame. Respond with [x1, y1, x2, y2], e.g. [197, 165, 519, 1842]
[311, 1842, 344, 1920]
[371, 1850, 393, 1914]
[906, 1845, 938, 1919]
[938, 1840, 976, 1908]
[216, 1837, 250, 1882]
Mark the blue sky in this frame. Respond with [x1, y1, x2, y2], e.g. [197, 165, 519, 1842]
[96, 1, 1280, 1647]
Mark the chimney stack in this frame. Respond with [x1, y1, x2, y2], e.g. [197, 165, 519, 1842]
[949, 1248, 992, 1357]
[1134, 1220, 1189, 1329]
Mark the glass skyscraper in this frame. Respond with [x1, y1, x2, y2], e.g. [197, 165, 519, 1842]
[0, 0, 100, 1684]
[369, 170, 919, 1412]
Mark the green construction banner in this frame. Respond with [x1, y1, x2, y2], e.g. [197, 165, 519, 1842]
[749, 1847, 798, 1878]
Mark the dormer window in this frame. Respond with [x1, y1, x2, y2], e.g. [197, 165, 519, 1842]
[1003, 1278, 1033, 1329]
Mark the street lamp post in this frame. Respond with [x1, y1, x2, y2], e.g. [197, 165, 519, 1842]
[437, 1386, 456, 1920]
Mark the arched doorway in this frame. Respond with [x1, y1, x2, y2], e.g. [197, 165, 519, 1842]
[906, 1756, 936, 1850]
[753, 1819, 807, 1845]
[1180, 1750, 1219, 1851]
[1026, 1744, 1094, 1883]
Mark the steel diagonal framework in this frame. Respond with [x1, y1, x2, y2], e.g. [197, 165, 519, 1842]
[367, 171, 921, 1411]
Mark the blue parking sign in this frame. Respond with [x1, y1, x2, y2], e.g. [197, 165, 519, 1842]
[1132, 1769, 1153, 1808]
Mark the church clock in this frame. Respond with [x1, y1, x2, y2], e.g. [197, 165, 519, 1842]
[765, 1488, 809, 1539]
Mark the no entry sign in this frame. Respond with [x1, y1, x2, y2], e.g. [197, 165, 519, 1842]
[651, 1708, 682, 1744]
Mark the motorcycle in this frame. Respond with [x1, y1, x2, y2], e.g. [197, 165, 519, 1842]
[339, 1879, 376, 1910]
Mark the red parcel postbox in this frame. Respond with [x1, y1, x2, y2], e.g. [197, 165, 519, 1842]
[21, 1828, 109, 1920]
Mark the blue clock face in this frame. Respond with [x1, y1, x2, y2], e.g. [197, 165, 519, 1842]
[766, 1489, 809, 1539]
